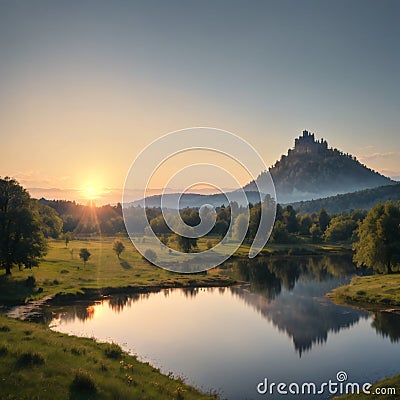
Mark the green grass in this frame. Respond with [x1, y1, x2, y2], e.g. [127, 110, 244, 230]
[0, 236, 347, 305]
[0, 237, 235, 305]
[334, 374, 400, 399]
[329, 274, 400, 308]
[0, 313, 217, 400]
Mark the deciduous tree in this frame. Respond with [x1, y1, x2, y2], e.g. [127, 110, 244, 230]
[353, 201, 400, 273]
[112, 239, 125, 259]
[79, 248, 91, 267]
[0, 177, 47, 274]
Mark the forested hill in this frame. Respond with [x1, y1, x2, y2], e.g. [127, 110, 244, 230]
[291, 182, 400, 214]
[244, 130, 393, 203]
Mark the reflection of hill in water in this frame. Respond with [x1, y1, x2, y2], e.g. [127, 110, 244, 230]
[228, 256, 370, 356]
[46, 256, 400, 355]
[230, 283, 368, 356]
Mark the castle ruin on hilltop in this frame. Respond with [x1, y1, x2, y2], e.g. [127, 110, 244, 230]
[292, 130, 328, 154]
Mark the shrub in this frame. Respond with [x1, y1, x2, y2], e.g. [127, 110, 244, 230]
[0, 344, 8, 356]
[26, 275, 36, 287]
[70, 347, 85, 356]
[144, 248, 157, 263]
[104, 342, 122, 359]
[99, 361, 108, 372]
[0, 325, 10, 332]
[70, 369, 97, 395]
[17, 351, 45, 367]
[60, 269, 69, 274]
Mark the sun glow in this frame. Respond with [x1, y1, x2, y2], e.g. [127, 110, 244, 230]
[81, 182, 103, 201]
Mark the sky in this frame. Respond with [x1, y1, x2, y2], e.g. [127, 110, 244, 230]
[0, 0, 399, 204]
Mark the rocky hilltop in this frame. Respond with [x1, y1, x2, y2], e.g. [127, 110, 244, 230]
[245, 130, 393, 203]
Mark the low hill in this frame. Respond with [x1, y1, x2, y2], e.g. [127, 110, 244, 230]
[244, 130, 393, 203]
[291, 182, 400, 214]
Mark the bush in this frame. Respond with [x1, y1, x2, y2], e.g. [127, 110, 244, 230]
[70, 369, 97, 395]
[0, 344, 8, 356]
[26, 275, 36, 288]
[70, 347, 86, 356]
[104, 342, 122, 359]
[144, 248, 157, 263]
[0, 325, 10, 332]
[17, 351, 45, 367]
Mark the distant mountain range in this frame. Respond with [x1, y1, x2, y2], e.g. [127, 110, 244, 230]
[128, 130, 395, 208]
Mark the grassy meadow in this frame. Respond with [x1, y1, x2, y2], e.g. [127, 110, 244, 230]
[0, 235, 348, 305]
[0, 236, 238, 305]
[329, 274, 400, 309]
[0, 313, 218, 400]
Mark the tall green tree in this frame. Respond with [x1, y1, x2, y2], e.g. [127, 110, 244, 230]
[282, 205, 299, 233]
[175, 225, 198, 253]
[318, 209, 331, 233]
[112, 239, 125, 259]
[353, 201, 400, 273]
[79, 248, 91, 267]
[38, 202, 63, 238]
[0, 177, 47, 275]
[324, 215, 357, 242]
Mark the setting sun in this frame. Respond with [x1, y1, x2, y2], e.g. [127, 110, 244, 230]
[81, 183, 103, 201]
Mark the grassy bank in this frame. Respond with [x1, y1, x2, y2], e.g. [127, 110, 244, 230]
[330, 274, 400, 399]
[0, 236, 348, 306]
[0, 237, 236, 305]
[0, 313, 217, 400]
[328, 274, 400, 309]
[334, 374, 400, 400]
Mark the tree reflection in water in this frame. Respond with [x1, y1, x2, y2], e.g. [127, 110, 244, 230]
[45, 255, 400, 356]
[228, 256, 370, 355]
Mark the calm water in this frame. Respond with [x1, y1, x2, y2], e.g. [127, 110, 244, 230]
[46, 256, 400, 399]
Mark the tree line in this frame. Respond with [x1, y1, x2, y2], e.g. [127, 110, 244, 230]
[1, 177, 399, 275]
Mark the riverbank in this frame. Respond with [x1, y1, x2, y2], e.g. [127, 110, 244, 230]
[328, 274, 400, 310]
[0, 238, 237, 306]
[0, 237, 348, 306]
[329, 274, 400, 399]
[0, 313, 217, 400]
[0, 238, 232, 399]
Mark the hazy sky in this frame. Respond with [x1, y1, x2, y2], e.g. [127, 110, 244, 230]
[1, 0, 399, 204]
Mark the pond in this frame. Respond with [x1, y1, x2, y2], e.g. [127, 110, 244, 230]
[44, 256, 400, 399]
